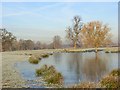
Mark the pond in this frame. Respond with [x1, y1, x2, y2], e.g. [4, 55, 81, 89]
[15, 51, 118, 88]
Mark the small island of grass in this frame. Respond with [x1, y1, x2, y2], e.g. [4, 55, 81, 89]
[29, 56, 40, 64]
[36, 65, 63, 85]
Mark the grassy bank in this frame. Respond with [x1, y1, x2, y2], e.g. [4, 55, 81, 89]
[2, 50, 55, 88]
[2, 53, 28, 88]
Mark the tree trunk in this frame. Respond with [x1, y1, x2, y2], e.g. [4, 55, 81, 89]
[95, 52, 98, 60]
[95, 47, 98, 61]
[74, 41, 77, 49]
[95, 47, 98, 53]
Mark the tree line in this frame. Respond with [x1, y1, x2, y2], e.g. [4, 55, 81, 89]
[0, 15, 117, 52]
[0, 28, 62, 51]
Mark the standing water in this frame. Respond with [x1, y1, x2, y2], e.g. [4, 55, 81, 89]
[15, 51, 118, 88]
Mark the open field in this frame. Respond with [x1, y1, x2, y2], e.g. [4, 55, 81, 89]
[1, 47, 119, 88]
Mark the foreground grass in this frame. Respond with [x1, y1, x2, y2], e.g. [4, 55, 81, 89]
[99, 69, 120, 88]
[73, 82, 97, 88]
[36, 65, 63, 85]
[2, 53, 28, 88]
[100, 75, 119, 88]
[2, 50, 56, 88]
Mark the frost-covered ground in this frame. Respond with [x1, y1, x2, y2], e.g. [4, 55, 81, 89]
[2, 50, 58, 88]
[2, 52, 28, 88]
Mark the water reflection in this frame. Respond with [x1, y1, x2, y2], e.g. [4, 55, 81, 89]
[82, 55, 108, 82]
[16, 51, 118, 87]
[53, 53, 62, 64]
[63, 52, 109, 83]
[67, 53, 83, 82]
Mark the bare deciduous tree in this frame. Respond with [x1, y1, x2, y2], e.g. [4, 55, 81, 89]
[18, 39, 34, 50]
[11, 40, 19, 51]
[25, 40, 34, 50]
[66, 16, 83, 48]
[34, 41, 42, 50]
[1, 28, 16, 51]
[53, 35, 62, 49]
[80, 21, 112, 52]
[41, 43, 47, 49]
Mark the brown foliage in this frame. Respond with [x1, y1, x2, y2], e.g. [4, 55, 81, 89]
[80, 21, 112, 48]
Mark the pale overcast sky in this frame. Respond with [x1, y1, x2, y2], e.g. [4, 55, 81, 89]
[2, 2, 118, 43]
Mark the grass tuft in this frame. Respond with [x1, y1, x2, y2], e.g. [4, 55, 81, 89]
[100, 75, 119, 88]
[99, 69, 120, 88]
[28, 57, 39, 64]
[109, 69, 120, 76]
[36, 65, 63, 85]
[41, 54, 49, 58]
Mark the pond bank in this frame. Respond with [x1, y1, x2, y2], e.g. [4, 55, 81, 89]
[2, 50, 61, 88]
[2, 53, 28, 88]
[2, 51, 49, 88]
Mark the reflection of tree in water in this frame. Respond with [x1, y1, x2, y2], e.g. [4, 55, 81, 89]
[82, 55, 108, 82]
[53, 53, 61, 64]
[67, 53, 83, 82]
[53, 52, 109, 83]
